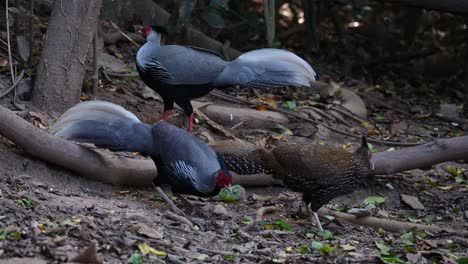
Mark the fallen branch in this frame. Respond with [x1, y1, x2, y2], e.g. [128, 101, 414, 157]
[0, 104, 155, 186]
[165, 211, 195, 230]
[1, 105, 468, 188]
[319, 208, 468, 236]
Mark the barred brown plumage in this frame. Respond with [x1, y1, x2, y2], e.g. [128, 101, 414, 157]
[220, 137, 373, 232]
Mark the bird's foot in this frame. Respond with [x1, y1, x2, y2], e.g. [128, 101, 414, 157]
[304, 203, 324, 233]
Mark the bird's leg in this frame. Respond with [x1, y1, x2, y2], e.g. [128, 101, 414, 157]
[160, 111, 170, 120]
[304, 202, 324, 233]
[187, 112, 194, 133]
[153, 184, 186, 216]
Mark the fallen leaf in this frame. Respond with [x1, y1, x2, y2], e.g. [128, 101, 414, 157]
[252, 104, 267, 111]
[70, 243, 102, 264]
[133, 223, 163, 239]
[363, 196, 385, 205]
[251, 193, 273, 202]
[340, 244, 356, 251]
[116, 190, 130, 195]
[400, 194, 425, 210]
[138, 242, 167, 256]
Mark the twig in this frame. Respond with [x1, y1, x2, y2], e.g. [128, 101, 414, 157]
[0, 69, 24, 99]
[165, 210, 195, 230]
[242, 206, 277, 231]
[104, 71, 138, 78]
[356, 92, 412, 116]
[109, 21, 139, 48]
[210, 90, 421, 146]
[193, 108, 241, 142]
[194, 247, 259, 259]
[319, 207, 468, 236]
[5, 0, 15, 82]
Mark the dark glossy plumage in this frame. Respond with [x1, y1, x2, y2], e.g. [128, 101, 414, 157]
[51, 100, 232, 197]
[135, 25, 317, 132]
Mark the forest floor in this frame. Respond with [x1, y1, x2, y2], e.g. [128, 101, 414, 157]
[0, 74, 467, 263]
[0, 18, 468, 263]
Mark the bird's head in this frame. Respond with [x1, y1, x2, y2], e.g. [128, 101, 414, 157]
[140, 25, 169, 40]
[216, 170, 233, 188]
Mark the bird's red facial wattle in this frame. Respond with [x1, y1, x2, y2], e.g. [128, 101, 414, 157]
[141, 25, 152, 39]
[216, 171, 232, 188]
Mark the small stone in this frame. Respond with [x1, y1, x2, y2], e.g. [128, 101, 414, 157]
[213, 204, 228, 216]
[376, 210, 389, 218]
[401, 194, 425, 210]
[201, 203, 214, 213]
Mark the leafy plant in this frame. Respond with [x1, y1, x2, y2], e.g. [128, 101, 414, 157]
[281, 100, 297, 110]
[363, 196, 386, 205]
[128, 252, 142, 264]
[273, 220, 293, 231]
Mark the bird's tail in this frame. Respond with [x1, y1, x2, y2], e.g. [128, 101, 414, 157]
[213, 48, 316, 89]
[50, 100, 153, 154]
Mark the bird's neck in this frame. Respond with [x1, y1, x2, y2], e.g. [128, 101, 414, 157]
[146, 31, 161, 46]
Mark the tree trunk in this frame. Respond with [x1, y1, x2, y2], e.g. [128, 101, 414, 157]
[31, 0, 101, 114]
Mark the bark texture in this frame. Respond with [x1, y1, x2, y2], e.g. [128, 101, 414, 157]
[32, 0, 101, 114]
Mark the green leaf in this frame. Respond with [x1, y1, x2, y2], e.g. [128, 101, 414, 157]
[8, 232, 21, 239]
[375, 241, 391, 255]
[457, 257, 468, 264]
[240, 218, 251, 224]
[16, 197, 33, 207]
[426, 179, 439, 188]
[444, 165, 464, 177]
[223, 255, 236, 261]
[274, 220, 293, 231]
[367, 142, 374, 152]
[319, 244, 338, 255]
[0, 229, 7, 239]
[202, 7, 225, 29]
[399, 232, 414, 246]
[380, 253, 404, 263]
[150, 195, 164, 202]
[455, 176, 464, 184]
[311, 241, 323, 249]
[298, 244, 310, 254]
[280, 100, 296, 110]
[128, 252, 142, 264]
[363, 196, 386, 205]
[217, 186, 240, 202]
[319, 230, 334, 240]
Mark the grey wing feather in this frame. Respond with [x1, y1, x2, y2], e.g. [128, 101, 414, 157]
[213, 48, 316, 88]
[137, 45, 228, 85]
[51, 101, 154, 155]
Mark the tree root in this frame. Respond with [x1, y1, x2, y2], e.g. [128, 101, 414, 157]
[319, 208, 468, 236]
